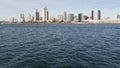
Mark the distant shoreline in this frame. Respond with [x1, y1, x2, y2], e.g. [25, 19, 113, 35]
[1, 23, 120, 25]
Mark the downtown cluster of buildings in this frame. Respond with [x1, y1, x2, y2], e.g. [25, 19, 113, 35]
[7, 7, 120, 24]
[8, 8, 49, 23]
[8, 7, 102, 24]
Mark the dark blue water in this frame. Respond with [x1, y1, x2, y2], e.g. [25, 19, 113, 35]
[0, 24, 120, 68]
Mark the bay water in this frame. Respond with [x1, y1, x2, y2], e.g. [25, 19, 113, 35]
[0, 24, 120, 68]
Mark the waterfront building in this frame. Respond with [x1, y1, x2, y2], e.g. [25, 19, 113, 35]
[78, 13, 83, 22]
[49, 16, 55, 22]
[91, 10, 94, 20]
[63, 11, 67, 22]
[73, 16, 78, 23]
[67, 13, 74, 22]
[98, 10, 101, 20]
[8, 17, 14, 23]
[31, 14, 34, 22]
[26, 13, 31, 22]
[39, 17, 42, 22]
[20, 13, 25, 22]
[42, 7, 49, 22]
[58, 14, 63, 22]
[117, 14, 120, 19]
[84, 15, 89, 20]
[34, 9, 39, 22]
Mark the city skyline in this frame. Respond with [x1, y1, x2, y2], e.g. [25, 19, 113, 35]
[0, 0, 120, 21]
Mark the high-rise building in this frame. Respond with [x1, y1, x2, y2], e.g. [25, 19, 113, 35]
[58, 15, 63, 22]
[91, 10, 94, 20]
[117, 14, 120, 19]
[63, 12, 67, 22]
[78, 13, 83, 22]
[98, 10, 101, 20]
[19, 13, 25, 22]
[31, 14, 34, 22]
[34, 9, 39, 22]
[26, 13, 31, 22]
[74, 16, 78, 23]
[42, 7, 49, 22]
[8, 17, 14, 23]
[67, 13, 74, 22]
[40, 17, 42, 22]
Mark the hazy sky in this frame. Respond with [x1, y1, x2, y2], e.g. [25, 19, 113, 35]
[0, 0, 120, 20]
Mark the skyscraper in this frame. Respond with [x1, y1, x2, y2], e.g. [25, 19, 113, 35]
[58, 15, 63, 22]
[63, 12, 67, 22]
[91, 10, 94, 20]
[8, 17, 14, 23]
[74, 16, 78, 23]
[98, 10, 101, 20]
[78, 13, 83, 22]
[67, 13, 74, 22]
[26, 13, 31, 22]
[34, 9, 39, 22]
[117, 14, 120, 19]
[31, 14, 34, 22]
[20, 13, 25, 22]
[42, 7, 49, 22]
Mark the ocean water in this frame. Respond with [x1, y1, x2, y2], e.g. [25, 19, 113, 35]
[0, 24, 120, 68]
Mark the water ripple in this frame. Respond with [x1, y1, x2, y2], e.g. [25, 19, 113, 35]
[0, 24, 120, 68]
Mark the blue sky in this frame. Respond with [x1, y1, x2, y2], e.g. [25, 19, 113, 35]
[0, 0, 120, 21]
